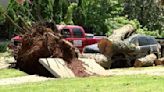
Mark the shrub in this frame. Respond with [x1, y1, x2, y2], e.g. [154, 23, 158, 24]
[0, 41, 8, 52]
[105, 16, 140, 35]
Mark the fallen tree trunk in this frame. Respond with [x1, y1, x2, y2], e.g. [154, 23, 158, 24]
[98, 38, 136, 58]
[97, 25, 136, 68]
[98, 24, 136, 58]
[134, 54, 157, 67]
[154, 57, 164, 66]
[108, 24, 135, 40]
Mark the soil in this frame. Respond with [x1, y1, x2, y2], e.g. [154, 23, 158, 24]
[67, 58, 89, 77]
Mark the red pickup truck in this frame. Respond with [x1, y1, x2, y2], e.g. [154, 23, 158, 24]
[57, 25, 102, 52]
[10, 25, 102, 52]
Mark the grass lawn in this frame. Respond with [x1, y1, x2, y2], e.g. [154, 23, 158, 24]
[0, 51, 12, 58]
[0, 69, 27, 79]
[0, 75, 163, 92]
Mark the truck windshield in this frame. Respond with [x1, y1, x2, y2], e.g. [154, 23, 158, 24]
[72, 28, 83, 38]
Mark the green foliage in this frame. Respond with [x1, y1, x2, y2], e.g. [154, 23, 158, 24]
[137, 28, 164, 38]
[0, 42, 8, 52]
[124, 0, 164, 36]
[31, 0, 55, 21]
[73, 0, 124, 34]
[5, 0, 32, 36]
[0, 6, 5, 24]
[64, 3, 77, 24]
[105, 16, 163, 37]
[105, 16, 140, 35]
[3, 0, 70, 38]
[1, 0, 163, 38]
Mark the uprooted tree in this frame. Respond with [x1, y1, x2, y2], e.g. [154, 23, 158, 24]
[98, 24, 137, 68]
[97, 24, 162, 69]
[15, 22, 89, 77]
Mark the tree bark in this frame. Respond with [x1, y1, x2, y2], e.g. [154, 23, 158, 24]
[134, 54, 157, 67]
[154, 57, 164, 66]
[98, 24, 136, 57]
[98, 38, 136, 57]
[97, 24, 137, 68]
[107, 24, 135, 41]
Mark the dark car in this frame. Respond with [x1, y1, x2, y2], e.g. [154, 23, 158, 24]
[125, 34, 161, 57]
[82, 43, 100, 53]
[83, 34, 161, 57]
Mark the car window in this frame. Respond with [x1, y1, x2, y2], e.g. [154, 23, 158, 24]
[138, 37, 149, 46]
[14, 41, 20, 46]
[61, 29, 71, 38]
[72, 28, 83, 38]
[129, 37, 138, 46]
[147, 37, 157, 44]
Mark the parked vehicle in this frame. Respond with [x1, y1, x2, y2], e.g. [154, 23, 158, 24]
[83, 43, 100, 53]
[57, 25, 103, 52]
[83, 34, 161, 58]
[126, 34, 161, 57]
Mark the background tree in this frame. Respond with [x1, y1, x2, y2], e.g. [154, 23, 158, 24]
[1, 0, 164, 38]
[73, 0, 123, 34]
[124, 0, 164, 37]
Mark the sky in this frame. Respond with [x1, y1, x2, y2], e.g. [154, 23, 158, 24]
[0, 0, 9, 8]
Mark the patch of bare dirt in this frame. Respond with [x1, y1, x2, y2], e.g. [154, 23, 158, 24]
[67, 59, 89, 77]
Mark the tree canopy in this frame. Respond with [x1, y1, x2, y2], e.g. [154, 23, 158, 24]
[0, 0, 163, 38]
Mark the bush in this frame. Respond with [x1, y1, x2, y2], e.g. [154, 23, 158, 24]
[0, 42, 8, 52]
[105, 16, 164, 38]
[105, 16, 140, 35]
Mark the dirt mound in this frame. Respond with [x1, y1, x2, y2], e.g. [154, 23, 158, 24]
[15, 22, 88, 77]
[67, 59, 89, 77]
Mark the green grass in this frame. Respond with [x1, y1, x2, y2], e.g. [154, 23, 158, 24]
[0, 69, 27, 79]
[0, 52, 8, 58]
[0, 75, 164, 92]
[0, 52, 12, 59]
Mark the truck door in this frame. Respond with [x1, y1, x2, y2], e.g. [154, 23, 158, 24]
[71, 28, 85, 52]
[61, 29, 72, 38]
[60, 27, 85, 52]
